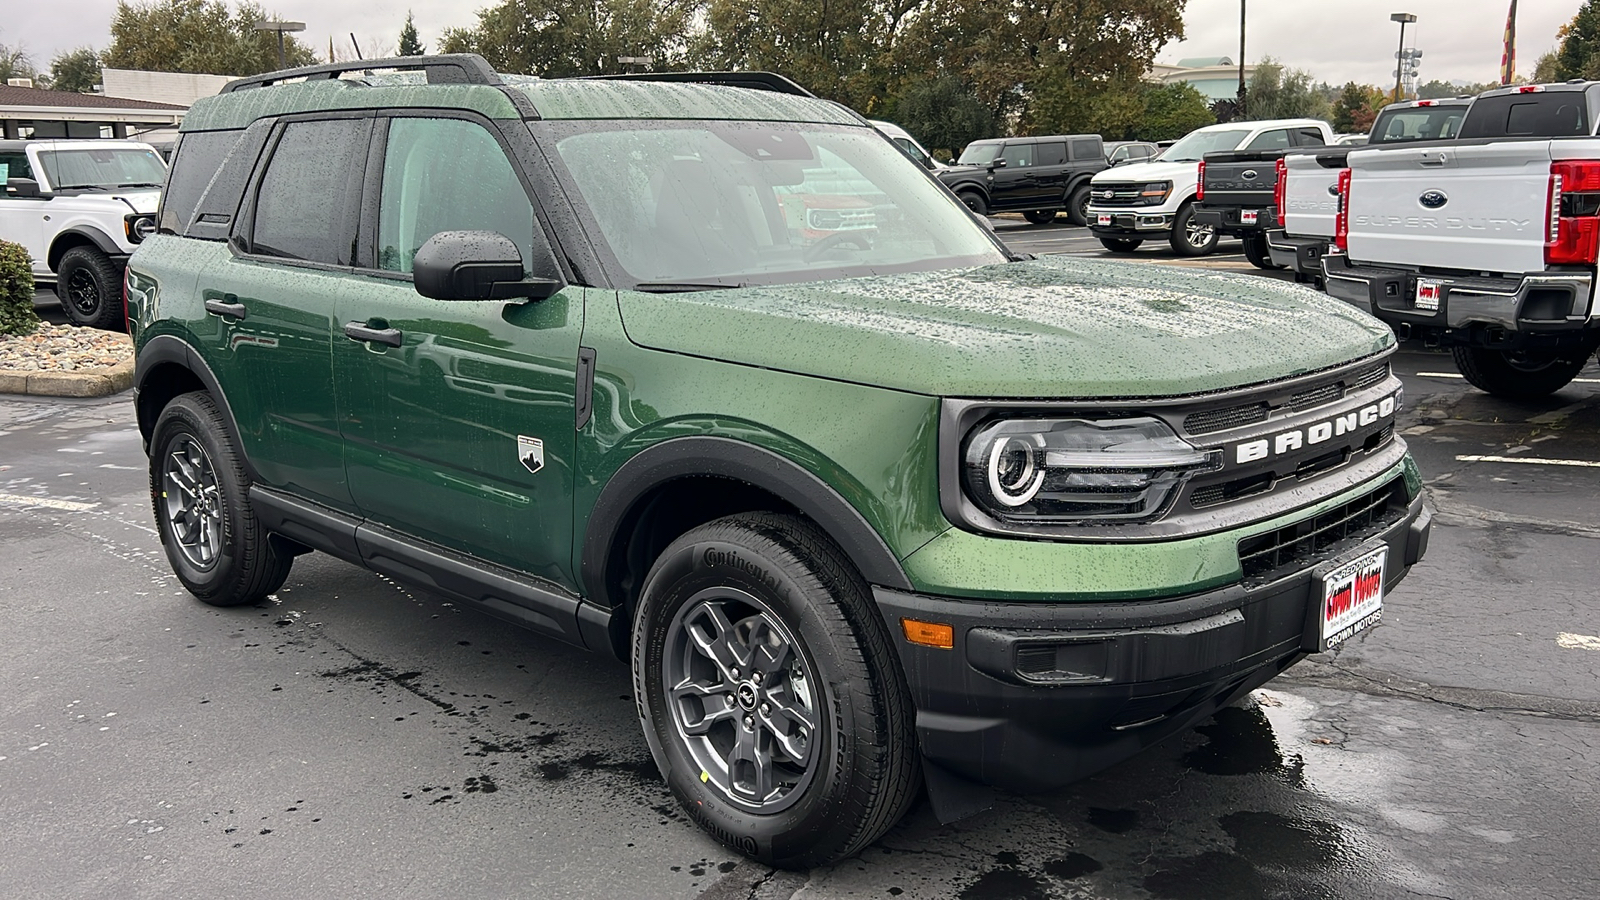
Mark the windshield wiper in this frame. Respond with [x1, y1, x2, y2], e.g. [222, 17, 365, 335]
[633, 281, 742, 293]
[57, 184, 110, 191]
[117, 182, 165, 189]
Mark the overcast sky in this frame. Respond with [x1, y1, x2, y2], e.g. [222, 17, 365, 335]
[5, 0, 1579, 88]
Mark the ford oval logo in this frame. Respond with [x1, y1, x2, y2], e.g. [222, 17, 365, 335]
[1241, 169, 1258, 180]
[1419, 190, 1449, 209]
[1328, 184, 1341, 196]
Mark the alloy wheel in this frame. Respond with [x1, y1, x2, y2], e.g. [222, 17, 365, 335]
[66, 269, 101, 317]
[162, 435, 223, 570]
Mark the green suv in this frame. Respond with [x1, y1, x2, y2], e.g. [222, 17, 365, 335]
[129, 55, 1431, 867]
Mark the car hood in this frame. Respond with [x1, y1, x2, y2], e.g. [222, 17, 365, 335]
[116, 190, 160, 214]
[1092, 160, 1202, 185]
[937, 164, 990, 180]
[616, 256, 1393, 399]
[57, 188, 160, 214]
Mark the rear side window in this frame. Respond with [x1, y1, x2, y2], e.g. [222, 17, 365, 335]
[1294, 128, 1326, 147]
[1036, 142, 1066, 166]
[1244, 129, 1292, 151]
[186, 120, 272, 241]
[158, 130, 241, 235]
[1461, 95, 1590, 138]
[1070, 138, 1100, 160]
[248, 118, 368, 265]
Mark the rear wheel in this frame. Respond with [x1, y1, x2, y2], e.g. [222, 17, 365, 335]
[1066, 186, 1091, 226]
[1169, 203, 1219, 257]
[1242, 234, 1281, 270]
[1023, 210, 1055, 225]
[1099, 238, 1143, 253]
[1451, 345, 1595, 399]
[632, 513, 919, 868]
[56, 246, 125, 331]
[958, 191, 988, 217]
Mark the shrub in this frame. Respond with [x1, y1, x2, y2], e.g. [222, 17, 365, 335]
[0, 240, 41, 336]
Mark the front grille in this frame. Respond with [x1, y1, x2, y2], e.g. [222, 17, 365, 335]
[1185, 402, 1270, 435]
[1349, 362, 1389, 392]
[1184, 362, 1391, 436]
[1090, 183, 1147, 207]
[1289, 382, 1342, 411]
[1237, 478, 1406, 581]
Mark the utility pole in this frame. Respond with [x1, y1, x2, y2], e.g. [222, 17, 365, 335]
[253, 19, 307, 70]
[1390, 13, 1416, 103]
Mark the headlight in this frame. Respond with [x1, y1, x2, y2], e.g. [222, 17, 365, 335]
[125, 214, 156, 243]
[963, 417, 1220, 523]
[1140, 182, 1171, 205]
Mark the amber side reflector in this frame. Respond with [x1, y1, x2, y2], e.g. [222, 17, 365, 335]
[901, 618, 954, 649]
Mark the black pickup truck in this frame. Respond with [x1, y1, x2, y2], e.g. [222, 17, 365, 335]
[1191, 142, 1319, 270]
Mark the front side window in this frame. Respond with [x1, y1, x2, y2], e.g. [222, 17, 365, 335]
[0, 151, 34, 183]
[377, 117, 537, 274]
[35, 146, 165, 190]
[544, 120, 1006, 288]
[1002, 143, 1034, 167]
[250, 118, 367, 265]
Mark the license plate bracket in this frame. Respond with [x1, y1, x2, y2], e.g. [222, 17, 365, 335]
[1096, 213, 1112, 227]
[1306, 545, 1387, 652]
[1241, 209, 1258, 226]
[1414, 278, 1441, 311]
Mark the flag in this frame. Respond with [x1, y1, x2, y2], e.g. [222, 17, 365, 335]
[1500, 0, 1518, 85]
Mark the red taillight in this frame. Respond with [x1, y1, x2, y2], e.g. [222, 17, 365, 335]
[1334, 169, 1352, 251]
[1196, 161, 1206, 201]
[1547, 160, 1600, 265]
[1274, 157, 1288, 227]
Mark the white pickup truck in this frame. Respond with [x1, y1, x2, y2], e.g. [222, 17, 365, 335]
[1323, 82, 1600, 397]
[1269, 98, 1471, 283]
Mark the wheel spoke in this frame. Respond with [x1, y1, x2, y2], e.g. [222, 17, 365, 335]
[687, 603, 747, 680]
[759, 697, 814, 764]
[726, 720, 773, 800]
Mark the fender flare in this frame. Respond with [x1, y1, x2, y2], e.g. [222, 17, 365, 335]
[944, 180, 989, 203]
[49, 226, 125, 270]
[135, 334, 260, 482]
[581, 435, 913, 610]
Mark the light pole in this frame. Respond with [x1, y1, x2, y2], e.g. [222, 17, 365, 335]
[253, 19, 307, 70]
[1237, 0, 1247, 117]
[1390, 13, 1416, 102]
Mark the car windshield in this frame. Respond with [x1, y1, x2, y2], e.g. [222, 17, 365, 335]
[1159, 129, 1253, 162]
[541, 120, 1008, 289]
[1372, 107, 1467, 142]
[36, 146, 167, 190]
[956, 142, 1003, 165]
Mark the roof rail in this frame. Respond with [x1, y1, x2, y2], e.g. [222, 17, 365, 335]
[221, 53, 501, 93]
[585, 71, 816, 98]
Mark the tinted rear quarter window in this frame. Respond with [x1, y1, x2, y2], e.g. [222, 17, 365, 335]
[1070, 138, 1100, 160]
[158, 130, 242, 235]
[1036, 142, 1066, 166]
[186, 120, 273, 241]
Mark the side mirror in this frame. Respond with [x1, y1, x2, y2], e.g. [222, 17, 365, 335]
[921, 157, 936, 171]
[412, 231, 562, 301]
[989, 158, 1008, 170]
[5, 177, 47, 199]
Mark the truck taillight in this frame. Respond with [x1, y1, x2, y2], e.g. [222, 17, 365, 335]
[1334, 169, 1352, 251]
[1196, 162, 1206, 201]
[1547, 160, 1600, 266]
[1274, 157, 1288, 227]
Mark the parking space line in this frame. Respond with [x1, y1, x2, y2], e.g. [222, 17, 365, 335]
[0, 492, 98, 511]
[1556, 633, 1600, 651]
[1454, 455, 1600, 468]
[1417, 371, 1600, 384]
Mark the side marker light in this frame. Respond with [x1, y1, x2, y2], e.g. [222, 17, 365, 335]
[901, 618, 954, 649]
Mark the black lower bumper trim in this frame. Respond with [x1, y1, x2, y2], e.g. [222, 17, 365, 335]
[874, 489, 1428, 792]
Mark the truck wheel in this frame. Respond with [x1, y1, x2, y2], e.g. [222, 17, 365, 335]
[56, 246, 126, 331]
[959, 191, 988, 217]
[632, 512, 918, 868]
[150, 392, 293, 606]
[1066, 186, 1091, 226]
[1242, 235, 1281, 270]
[1451, 345, 1594, 399]
[1023, 210, 1055, 225]
[1099, 238, 1143, 253]
[1169, 203, 1219, 257]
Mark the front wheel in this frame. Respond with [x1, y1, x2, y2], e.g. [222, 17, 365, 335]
[632, 513, 919, 868]
[1242, 234, 1281, 270]
[1451, 345, 1595, 399]
[1169, 204, 1219, 257]
[1023, 210, 1055, 225]
[1066, 186, 1091, 226]
[958, 191, 988, 217]
[1099, 237, 1143, 253]
[56, 246, 126, 331]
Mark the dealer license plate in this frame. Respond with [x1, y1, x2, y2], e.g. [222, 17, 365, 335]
[1319, 546, 1386, 651]
[1097, 213, 1112, 227]
[1415, 278, 1441, 311]
[1241, 209, 1258, 225]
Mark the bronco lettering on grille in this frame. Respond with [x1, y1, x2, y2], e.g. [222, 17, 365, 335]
[1233, 394, 1397, 465]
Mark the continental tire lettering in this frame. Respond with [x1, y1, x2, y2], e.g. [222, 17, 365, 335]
[684, 801, 760, 857]
[703, 547, 782, 593]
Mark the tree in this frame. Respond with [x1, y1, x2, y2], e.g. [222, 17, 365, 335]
[103, 0, 318, 76]
[1532, 50, 1560, 84]
[50, 48, 103, 94]
[439, 0, 698, 78]
[1332, 81, 1386, 133]
[1136, 82, 1215, 141]
[398, 10, 425, 56]
[886, 75, 995, 158]
[1553, 2, 1600, 81]
[0, 37, 40, 86]
[695, 0, 896, 114]
[1242, 59, 1331, 122]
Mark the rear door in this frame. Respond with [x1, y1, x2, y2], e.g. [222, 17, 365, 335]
[1032, 140, 1068, 202]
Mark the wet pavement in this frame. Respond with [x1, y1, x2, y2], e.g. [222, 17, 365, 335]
[5, 273, 1600, 898]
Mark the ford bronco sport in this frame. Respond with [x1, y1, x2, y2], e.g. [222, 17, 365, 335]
[129, 55, 1431, 867]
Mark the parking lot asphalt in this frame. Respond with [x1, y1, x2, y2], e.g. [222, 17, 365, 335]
[6, 235, 1600, 899]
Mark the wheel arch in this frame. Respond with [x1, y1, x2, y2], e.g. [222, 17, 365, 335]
[135, 335, 260, 482]
[581, 436, 913, 659]
[48, 226, 123, 271]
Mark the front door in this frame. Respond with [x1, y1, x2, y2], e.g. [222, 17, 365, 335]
[0, 149, 48, 278]
[333, 114, 582, 589]
[988, 142, 1039, 210]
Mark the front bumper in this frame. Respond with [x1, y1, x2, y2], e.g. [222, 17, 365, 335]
[874, 486, 1430, 792]
[1323, 253, 1597, 342]
[1193, 204, 1270, 237]
[1087, 206, 1174, 237]
[1266, 230, 1328, 277]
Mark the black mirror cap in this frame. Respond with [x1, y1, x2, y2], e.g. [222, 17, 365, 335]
[5, 177, 45, 199]
[412, 230, 562, 301]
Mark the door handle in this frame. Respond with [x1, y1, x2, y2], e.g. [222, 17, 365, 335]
[204, 296, 246, 320]
[343, 321, 403, 347]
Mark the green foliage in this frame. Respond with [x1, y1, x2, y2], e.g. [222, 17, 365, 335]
[0, 241, 40, 337]
[399, 10, 425, 56]
[1135, 82, 1216, 141]
[1555, 1, 1600, 81]
[103, 0, 318, 76]
[887, 75, 995, 158]
[0, 38, 40, 85]
[1242, 59, 1331, 122]
[1532, 49, 1560, 84]
[1332, 82, 1385, 133]
[439, 0, 697, 78]
[50, 48, 104, 94]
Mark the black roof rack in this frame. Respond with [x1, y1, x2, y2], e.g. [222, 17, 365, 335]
[221, 53, 501, 93]
[585, 71, 816, 98]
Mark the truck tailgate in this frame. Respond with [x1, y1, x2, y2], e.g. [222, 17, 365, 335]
[1282, 150, 1349, 239]
[1346, 141, 1554, 273]
[1199, 152, 1278, 208]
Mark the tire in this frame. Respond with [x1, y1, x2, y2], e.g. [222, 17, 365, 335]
[632, 513, 919, 868]
[1023, 210, 1055, 225]
[1242, 234, 1281, 270]
[1169, 203, 1219, 257]
[958, 191, 988, 217]
[55, 246, 126, 331]
[1450, 345, 1594, 399]
[1066, 186, 1091, 226]
[1099, 237, 1143, 253]
[149, 392, 293, 606]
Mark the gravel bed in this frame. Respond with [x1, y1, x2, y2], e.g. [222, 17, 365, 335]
[0, 323, 134, 372]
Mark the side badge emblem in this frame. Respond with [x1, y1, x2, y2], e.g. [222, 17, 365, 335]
[517, 435, 545, 474]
